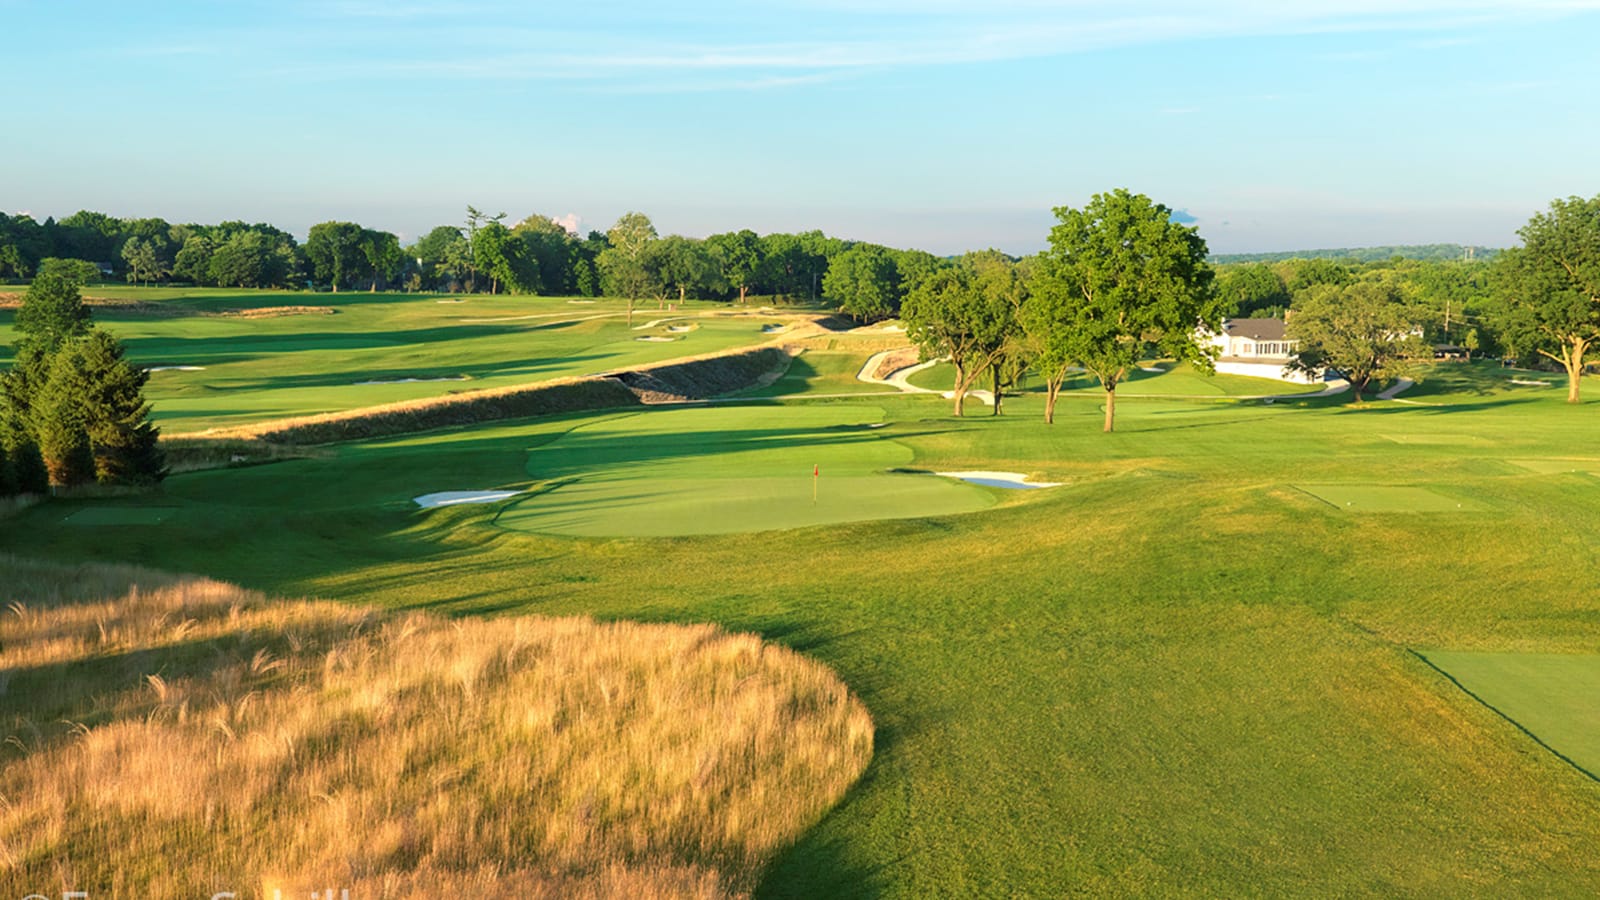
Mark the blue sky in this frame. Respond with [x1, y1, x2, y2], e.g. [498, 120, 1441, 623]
[5, 0, 1599, 254]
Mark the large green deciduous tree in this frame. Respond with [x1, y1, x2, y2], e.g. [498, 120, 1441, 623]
[512, 215, 578, 295]
[359, 229, 405, 292]
[705, 230, 762, 304]
[652, 235, 717, 306]
[1217, 263, 1290, 318]
[305, 221, 365, 292]
[15, 260, 92, 353]
[120, 236, 169, 286]
[901, 254, 1018, 417]
[1032, 189, 1222, 432]
[1493, 195, 1600, 404]
[1287, 282, 1427, 402]
[823, 244, 903, 322]
[600, 212, 658, 324]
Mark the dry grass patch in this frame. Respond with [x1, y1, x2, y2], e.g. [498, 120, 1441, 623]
[0, 557, 873, 897]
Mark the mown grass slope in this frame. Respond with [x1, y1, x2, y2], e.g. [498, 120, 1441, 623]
[0, 287, 788, 433]
[0, 556, 872, 897]
[6, 361, 1600, 895]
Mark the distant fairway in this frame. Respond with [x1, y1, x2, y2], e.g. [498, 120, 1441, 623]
[0, 287, 785, 432]
[497, 406, 996, 536]
[1295, 484, 1482, 512]
[1424, 651, 1600, 778]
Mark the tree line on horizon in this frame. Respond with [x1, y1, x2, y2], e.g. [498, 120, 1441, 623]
[1212, 243, 1501, 265]
[0, 207, 942, 309]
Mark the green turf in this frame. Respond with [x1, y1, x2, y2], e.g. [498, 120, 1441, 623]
[1423, 651, 1600, 778]
[59, 506, 178, 525]
[905, 358, 1317, 397]
[496, 406, 994, 536]
[1295, 484, 1482, 512]
[0, 287, 782, 432]
[1508, 458, 1600, 475]
[738, 349, 898, 398]
[11, 360, 1600, 894]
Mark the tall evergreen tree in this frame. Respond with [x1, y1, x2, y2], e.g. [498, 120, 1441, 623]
[30, 347, 96, 487]
[70, 330, 166, 484]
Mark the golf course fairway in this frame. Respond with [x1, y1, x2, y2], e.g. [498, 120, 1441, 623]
[497, 405, 997, 536]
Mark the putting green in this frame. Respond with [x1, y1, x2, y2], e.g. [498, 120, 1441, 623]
[61, 507, 178, 525]
[1424, 651, 1600, 778]
[1296, 484, 1480, 512]
[495, 405, 997, 536]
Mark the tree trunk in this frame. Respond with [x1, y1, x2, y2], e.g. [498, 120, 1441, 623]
[1044, 383, 1059, 424]
[1103, 388, 1116, 433]
[991, 364, 1002, 416]
[679, 285, 687, 304]
[952, 363, 967, 417]
[739, 285, 748, 305]
[627, 298, 635, 328]
[1566, 339, 1588, 404]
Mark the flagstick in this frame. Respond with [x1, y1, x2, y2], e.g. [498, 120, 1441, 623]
[813, 464, 818, 505]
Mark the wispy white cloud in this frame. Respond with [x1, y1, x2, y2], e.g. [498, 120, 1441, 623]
[153, 1, 1600, 92]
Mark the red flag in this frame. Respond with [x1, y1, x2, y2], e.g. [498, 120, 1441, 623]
[813, 464, 819, 477]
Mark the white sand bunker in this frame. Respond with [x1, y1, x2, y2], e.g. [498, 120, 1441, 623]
[146, 365, 206, 372]
[667, 325, 694, 333]
[761, 324, 788, 334]
[436, 299, 465, 304]
[635, 335, 676, 342]
[568, 299, 596, 304]
[1511, 378, 1551, 386]
[936, 471, 1063, 490]
[414, 490, 522, 508]
[354, 375, 470, 385]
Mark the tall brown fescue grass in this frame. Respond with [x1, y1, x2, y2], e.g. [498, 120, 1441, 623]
[0, 556, 873, 898]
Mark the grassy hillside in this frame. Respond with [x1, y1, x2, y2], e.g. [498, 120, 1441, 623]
[0, 287, 788, 433]
[6, 360, 1600, 894]
[0, 556, 872, 897]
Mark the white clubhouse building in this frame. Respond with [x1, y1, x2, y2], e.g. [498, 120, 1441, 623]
[1204, 318, 1324, 384]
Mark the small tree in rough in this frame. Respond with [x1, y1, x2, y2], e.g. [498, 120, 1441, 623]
[1287, 282, 1428, 402]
